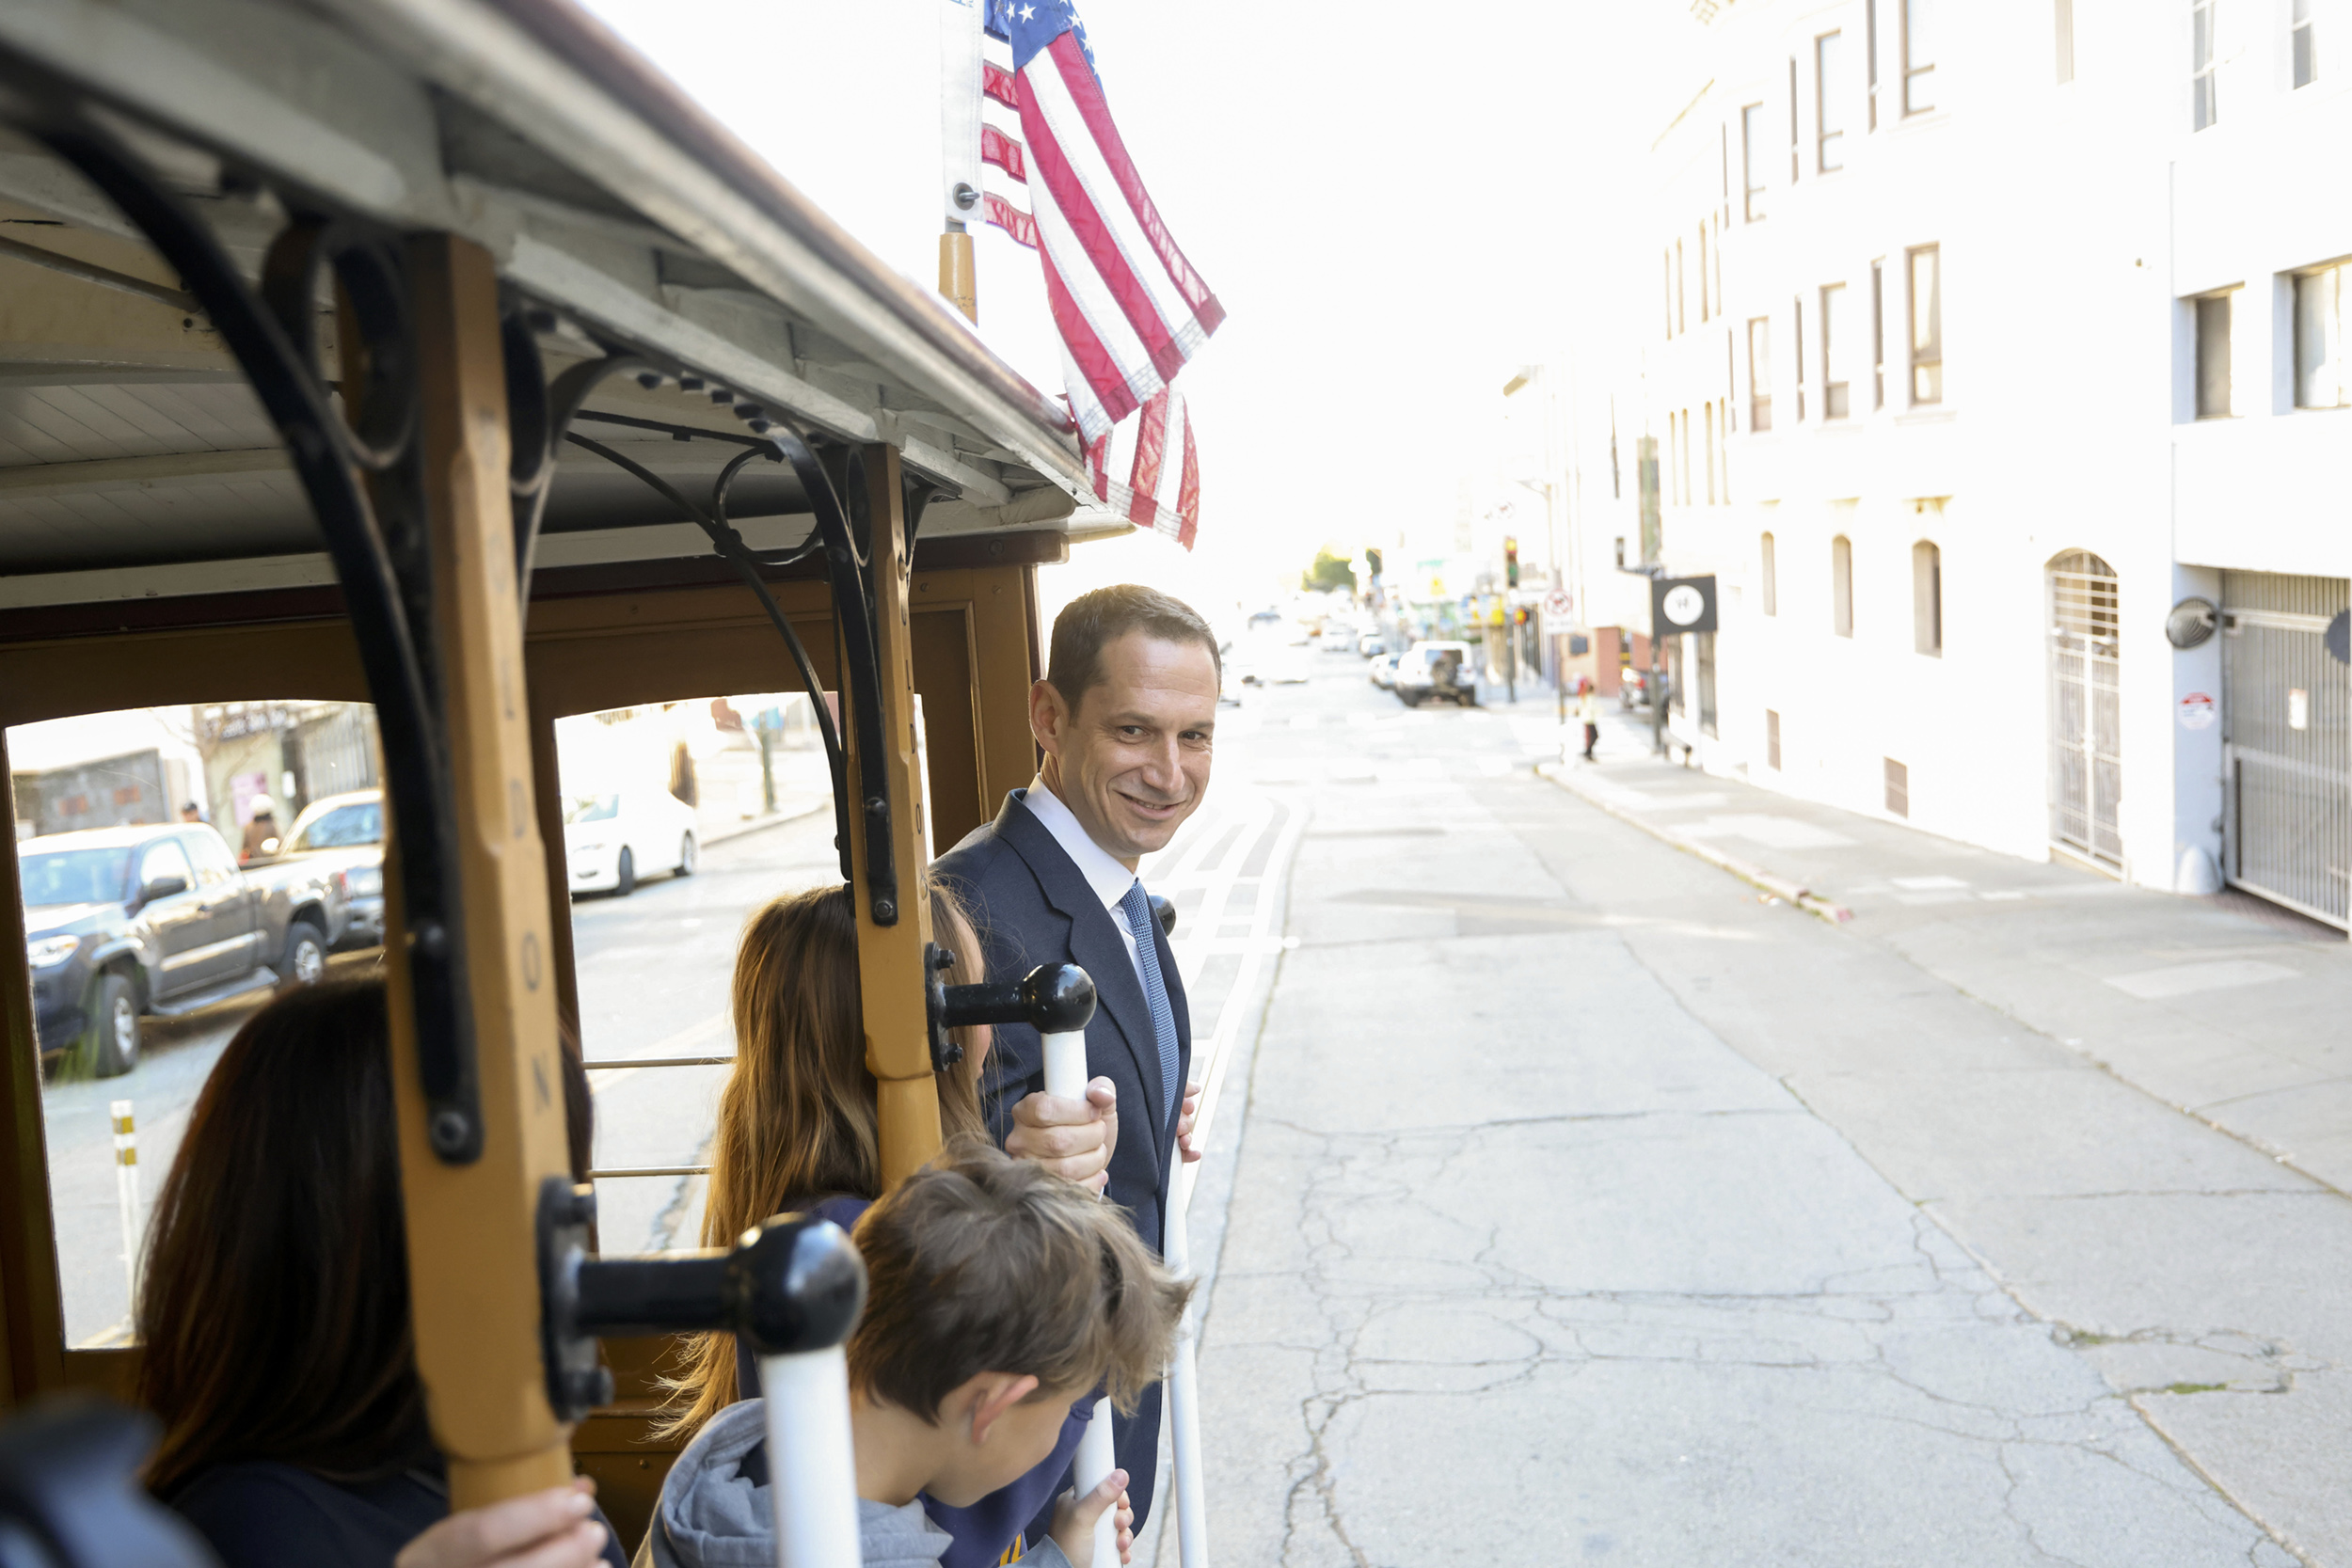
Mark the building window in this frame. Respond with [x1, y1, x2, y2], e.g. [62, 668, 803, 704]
[2295, 261, 2350, 408]
[2057, 0, 2075, 84]
[1871, 260, 1886, 409]
[2195, 290, 2234, 419]
[1703, 223, 1722, 324]
[1663, 250, 1674, 339]
[1721, 123, 1732, 227]
[1681, 408, 1693, 503]
[1789, 56, 1802, 182]
[1913, 540, 1943, 655]
[1822, 282, 1851, 420]
[1867, 0, 1881, 127]
[1884, 757, 1910, 817]
[1742, 103, 1769, 221]
[1818, 32, 1847, 170]
[1749, 317, 1773, 431]
[1766, 708, 1783, 770]
[1795, 294, 1808, 421]
[2295, 0, 2316, 88]
[2192, 0, 2217, 130]
[1721, 399, 1734, 499]
[1760, 531, 1778, 616]
[1908, 245, 1943, 404]
[1697, 633, 1718, 736]
[1705, 403, 1717, 504]
[1832, 533, 1854, 637]
[1903, 0, 1935, 114]
[1675, 238, 1686, 336]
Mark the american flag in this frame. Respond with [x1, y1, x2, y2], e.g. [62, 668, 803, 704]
[1086, 381, 1200, 547]
[978, 0, 1224, 450]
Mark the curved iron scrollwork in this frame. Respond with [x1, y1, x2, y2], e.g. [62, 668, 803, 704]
[20, 111, 486, 1164]
[561, 429, 856, 882]
[769, 432, 901, 925]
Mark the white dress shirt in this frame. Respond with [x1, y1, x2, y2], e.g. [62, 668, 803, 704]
[1020, 776, 1148, 996]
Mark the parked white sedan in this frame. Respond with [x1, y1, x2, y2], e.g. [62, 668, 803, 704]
[563, 787, 698, 896]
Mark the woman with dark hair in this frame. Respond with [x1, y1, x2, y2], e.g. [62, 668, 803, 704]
[137, 979, 627, 1568]
[656, 879, 1128, 1568]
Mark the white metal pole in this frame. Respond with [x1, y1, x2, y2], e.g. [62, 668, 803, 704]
[1043, 1027, 1118, 1567]
[756, 1346, 862, 1568]
[1163, 1190, 1209, 1568]
[110, 1100, 138, 1311]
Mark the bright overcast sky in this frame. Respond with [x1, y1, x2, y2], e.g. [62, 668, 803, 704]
[580, 0, 1690, 599]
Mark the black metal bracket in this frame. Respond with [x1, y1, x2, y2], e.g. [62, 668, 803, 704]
[928, 960, 1098, 1073]
[18, 108, 486, 1164]
[536, 1179, 866, 1422]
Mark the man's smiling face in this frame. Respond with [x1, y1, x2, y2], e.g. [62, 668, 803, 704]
[1033, 631, 1219, 867]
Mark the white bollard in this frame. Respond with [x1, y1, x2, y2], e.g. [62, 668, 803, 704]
[1044, 1027, 1119, 1567]
[756, 1346, 862, 1568]
[110, 1100, 138, 1309]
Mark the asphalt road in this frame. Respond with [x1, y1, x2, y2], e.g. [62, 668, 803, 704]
[1171, 659, 2338, 1567]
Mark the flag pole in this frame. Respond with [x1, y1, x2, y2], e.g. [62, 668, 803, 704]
[939, 0, 983, 323]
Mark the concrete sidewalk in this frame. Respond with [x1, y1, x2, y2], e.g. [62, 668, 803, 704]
[1534, 713, 2352, 1205]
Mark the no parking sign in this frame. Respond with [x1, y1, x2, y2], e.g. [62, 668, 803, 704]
[2178, 691, 2217, 730]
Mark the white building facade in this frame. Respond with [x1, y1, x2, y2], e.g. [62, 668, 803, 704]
[1619, 0, 2352, 926]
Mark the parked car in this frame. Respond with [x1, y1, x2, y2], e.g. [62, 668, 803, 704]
[1358, 632, 1385, 657]
[563, 786, 699, 896]
[263, 788, 387, 950]
[1393, 641, 1478, 707]
[17, 822, 350, 1076]
[1369, 652, 1400, 689]
[1619, 667, 1649, 709]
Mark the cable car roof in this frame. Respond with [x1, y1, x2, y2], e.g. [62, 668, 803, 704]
[0, 0, 1110, 618]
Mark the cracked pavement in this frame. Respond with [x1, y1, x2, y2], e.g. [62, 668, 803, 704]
[1183, 673, 2339, 1566]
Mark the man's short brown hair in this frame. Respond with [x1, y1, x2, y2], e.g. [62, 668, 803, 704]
[846, 1141, 1192, 1420]
[1045, 584, 1221, 713]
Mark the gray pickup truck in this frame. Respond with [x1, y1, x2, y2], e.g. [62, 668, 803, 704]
[17, 821, 352, 1076]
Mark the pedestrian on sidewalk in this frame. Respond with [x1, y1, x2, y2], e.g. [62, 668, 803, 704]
[1575, 676, 1599, 761]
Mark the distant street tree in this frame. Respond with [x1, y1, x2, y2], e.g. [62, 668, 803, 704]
[1301, 548, 1358, 594]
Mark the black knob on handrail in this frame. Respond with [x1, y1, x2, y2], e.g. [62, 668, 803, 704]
[939, 962, 1098, 1034]
[537, 1181, 867, 1420]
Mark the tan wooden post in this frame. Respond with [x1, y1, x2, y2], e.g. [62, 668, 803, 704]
[849, 445, 946, 1189]
[381, 232, 576, 1507]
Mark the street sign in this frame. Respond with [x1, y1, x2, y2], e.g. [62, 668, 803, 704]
[2178, 692, 2216, 730]
[1543, 588, 1573, 620]
[1650, 574, 1719, 636]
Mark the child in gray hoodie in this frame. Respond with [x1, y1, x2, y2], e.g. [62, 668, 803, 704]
[640, 1143, 1192, 1568]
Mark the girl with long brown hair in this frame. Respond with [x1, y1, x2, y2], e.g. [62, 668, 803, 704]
[659, 879, 1123, 1568]
[138, 979, 626, 1568]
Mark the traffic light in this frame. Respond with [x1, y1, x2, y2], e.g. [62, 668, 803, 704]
[1504, 536, 1519, 588]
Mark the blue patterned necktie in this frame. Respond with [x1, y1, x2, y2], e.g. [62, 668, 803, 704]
[1118, 879, 1181, 1128]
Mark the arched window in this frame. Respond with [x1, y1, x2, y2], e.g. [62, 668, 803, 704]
[1913, 541, 1943, 655]
[2048, 550, 2121, 867]
[1831, 534, 1853, 637]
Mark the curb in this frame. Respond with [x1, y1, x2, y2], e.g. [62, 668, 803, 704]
[1534, 760, 1855, 926]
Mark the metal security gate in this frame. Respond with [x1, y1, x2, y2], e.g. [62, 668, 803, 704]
[2221, 572, 2351, 928]
[2049, 552, 2122, 868]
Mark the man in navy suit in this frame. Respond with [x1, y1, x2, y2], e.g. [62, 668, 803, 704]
[933, 583, 1220, 1536]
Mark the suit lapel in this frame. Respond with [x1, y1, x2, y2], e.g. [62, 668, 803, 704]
[995, 796, 1170, 1156]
